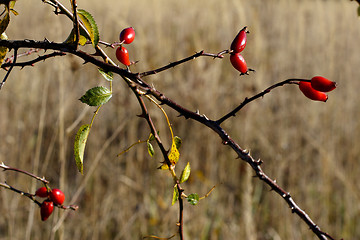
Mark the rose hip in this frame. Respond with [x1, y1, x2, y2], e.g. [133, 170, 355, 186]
[299, 81, 328, 102]
[119, 27, 135, 44]
[230, 53, 248, 74]
[49, 188, 65, 205]
[311, 76, 336, 92]
[40, 200, 54, 221]
[230, 26, 248, 53]
[35, 187, 48, 198]
[115, 46, 131, 66]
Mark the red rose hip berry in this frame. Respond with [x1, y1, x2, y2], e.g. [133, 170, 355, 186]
[35, 187, 48, 198]
[230, 26, 248, 53]
[230, 53, 248, 74]
[116, 46, 131, 66]
[299, 81, 328, 102]
[40, 200, 54, 221]
[119, 27, 135, 44]
[310, 76, 336, 92]
[49, 188, 65, 205]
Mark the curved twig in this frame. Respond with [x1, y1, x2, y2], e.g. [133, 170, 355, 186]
[1, 51, 65, 69]
[139, 50, 224, 78]
[0, 162, 49, 184]
[216, 78, 309, 124]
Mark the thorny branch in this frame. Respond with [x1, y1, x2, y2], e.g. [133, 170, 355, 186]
[0, 38, 337, 239]
[126, 79, 184, 239]
[1, 51, 65, 69]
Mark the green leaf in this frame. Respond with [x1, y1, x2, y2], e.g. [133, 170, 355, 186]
[147, 141, 154, 157]
[172, 185, 179, 205]
[98, 68, 113, 81]
[187, 193, 199, 205]
[179, 162, 191, 183]
[0, 32, 8, 65]
[174, 136, 182, 150]
[77, 9, 99, 47]
[74, 124, 90, 175]
[0, 11, 9, 35]
[79, 86, 112, 106]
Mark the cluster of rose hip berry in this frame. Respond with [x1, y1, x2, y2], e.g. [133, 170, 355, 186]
[115, 27, 135, 66]
[35, 187, 65, 221]
[229, 26, 250, 74]
[298, 76, 336, 102]
[229, 26, 336, 101]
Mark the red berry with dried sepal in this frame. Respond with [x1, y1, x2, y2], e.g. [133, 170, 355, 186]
[230, 26, 248, 53]
[35, 187, 48, 198]
[230, 53, 248, 74]
[40, 200, 54, 221]
[116, 46, 131, 66]
[299, 81, 328, 102]
[119, 27, 135, 44]
[49, 188, 65, 205]
[310, 76, 336, 92]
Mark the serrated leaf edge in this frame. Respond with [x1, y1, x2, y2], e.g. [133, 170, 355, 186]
[77, 9, 99, 47]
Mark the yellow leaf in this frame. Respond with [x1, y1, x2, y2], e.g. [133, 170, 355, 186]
[168, 137, 180, 165]
[0, 11, 9, 35]
[64, 28, 88, 46]
[158, 163, 169, 170]
[0, 32, 8, 65]
[158, 136, 181, 170]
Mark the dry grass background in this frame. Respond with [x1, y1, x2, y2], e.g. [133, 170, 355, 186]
[0, 0, 359, 239]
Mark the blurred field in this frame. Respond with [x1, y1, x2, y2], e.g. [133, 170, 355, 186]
[0, 0, 360, 239]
